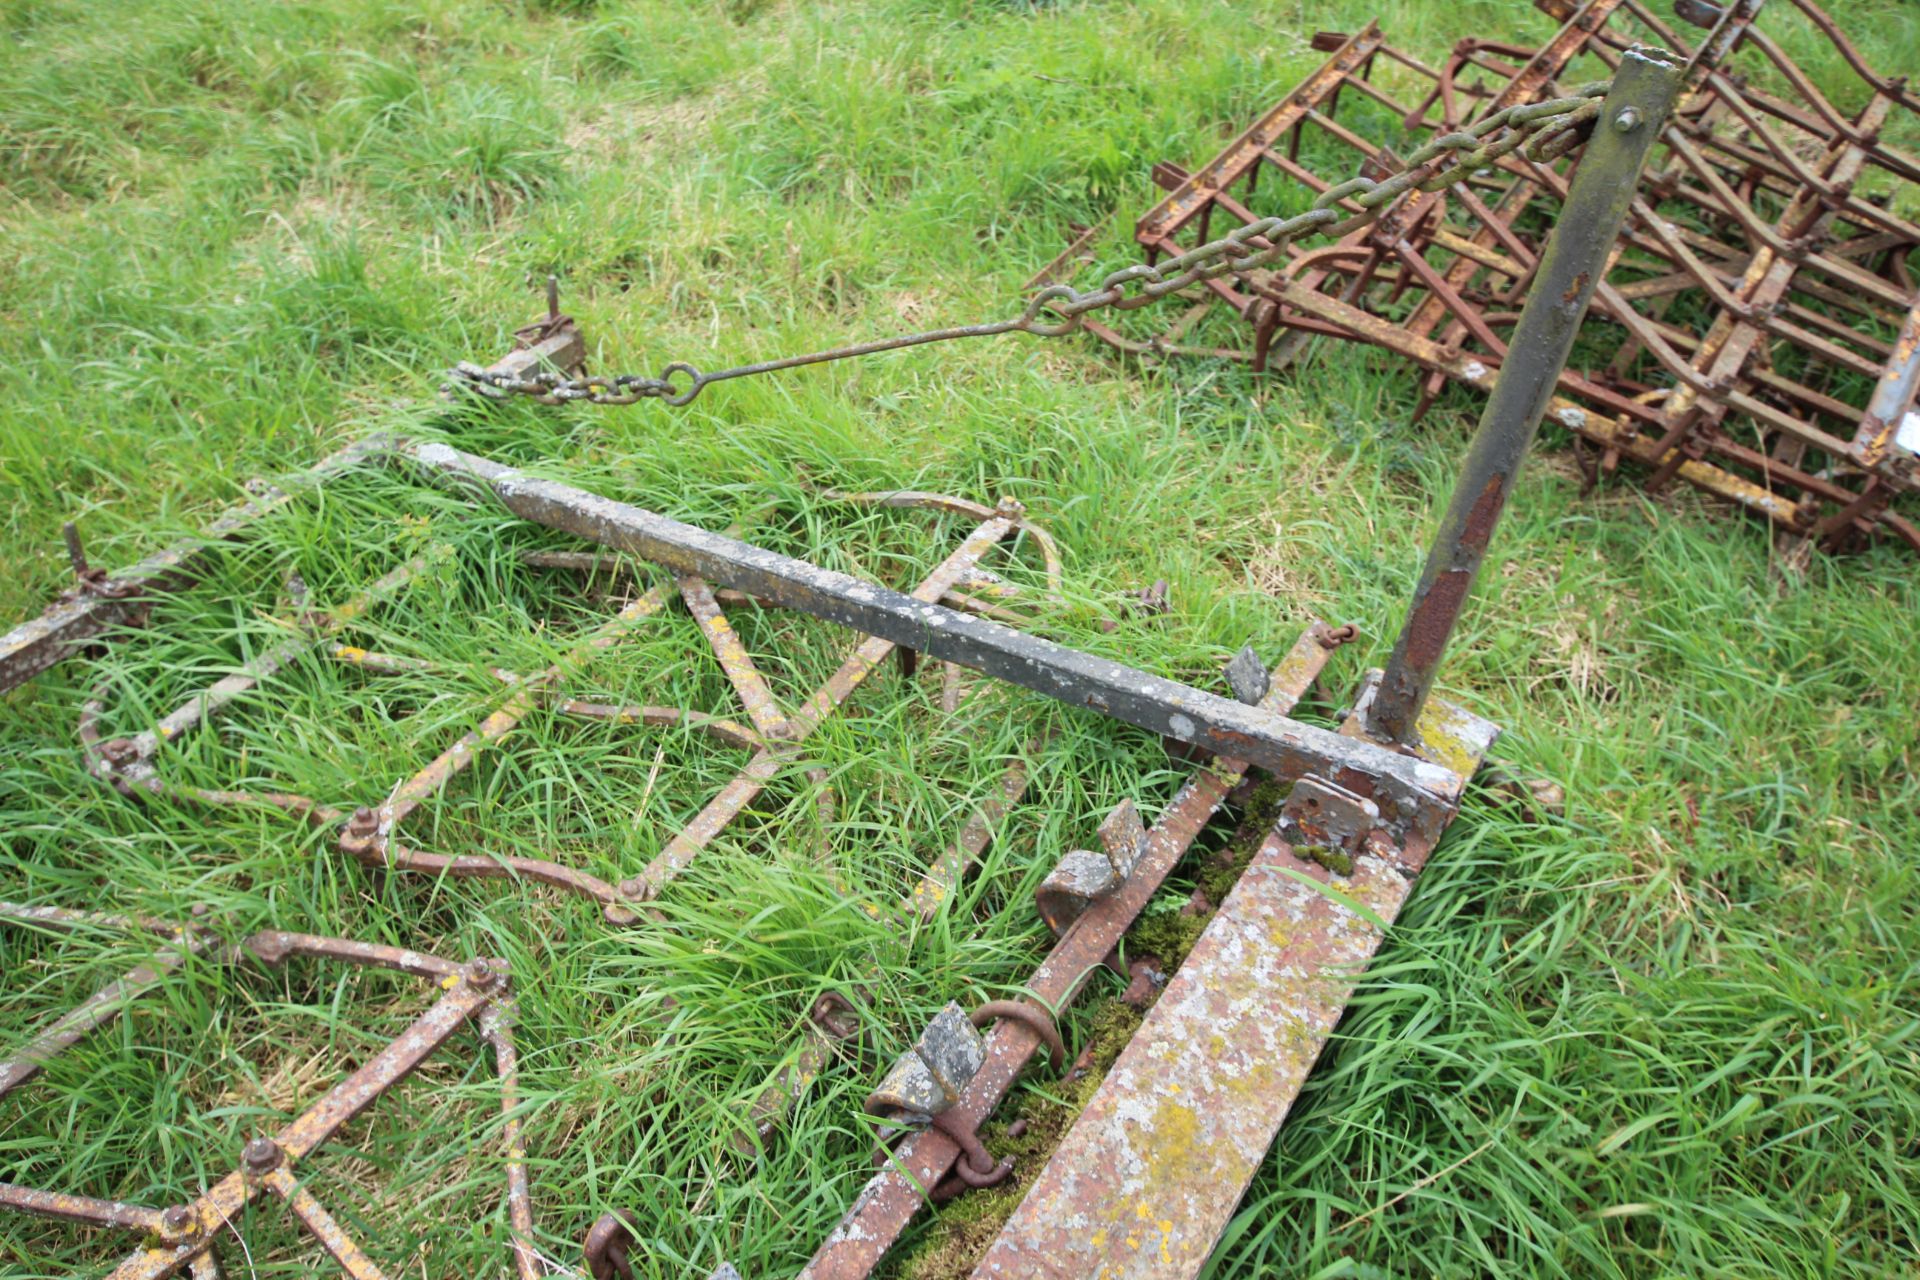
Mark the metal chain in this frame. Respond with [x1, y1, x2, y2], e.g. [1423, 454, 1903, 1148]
[446, 83, 1611, 408]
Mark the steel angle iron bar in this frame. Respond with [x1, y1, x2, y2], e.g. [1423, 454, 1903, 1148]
[0, 906, 576, 1280]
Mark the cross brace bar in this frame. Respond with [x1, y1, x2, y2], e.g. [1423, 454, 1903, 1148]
[399, 441, 1463, 832]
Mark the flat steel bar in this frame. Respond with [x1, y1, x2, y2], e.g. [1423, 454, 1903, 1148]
[906, 754, 1034, 919]
[262, 1166, 393, 1280]
[974, 697, 1497, 1280]
[1365, 49, 1685, 744]
[680, 574, 792, 739]
[401, 442, 1459, 835]
[375, 582, 669, 828]
[796, 626, 1342, 1280]
[1851, 296, 1920, 472]
[1134, 25, 1385, 243]
[0, 1183, 169, 1234]
[0, 943, 195, 1098]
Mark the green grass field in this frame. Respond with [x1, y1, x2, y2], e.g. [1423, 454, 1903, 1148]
[3, 1, 1918, 1277]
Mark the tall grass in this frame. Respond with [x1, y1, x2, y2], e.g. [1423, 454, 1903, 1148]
[2, 1, 1917, 1277]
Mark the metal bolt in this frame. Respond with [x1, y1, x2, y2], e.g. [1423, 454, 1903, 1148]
[464, 957, 497, 988]
[100, 738, 138, 767]
[618, 876, 647, 899]
[242, 1137, 282, 1173]
[1612, 107, 1642, 133]
[345, 806, 379, 839]
[62, 521, 90, 580]
[159, 1205, 199, 1242]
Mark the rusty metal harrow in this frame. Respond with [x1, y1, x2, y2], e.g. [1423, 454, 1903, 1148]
[1051, 0, 1920, 557]
[1, 43, 1690, 1280]
[0, 903, 534, 1280]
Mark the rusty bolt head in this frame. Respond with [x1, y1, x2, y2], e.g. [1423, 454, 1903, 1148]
[1612, 106, 1643, 133]
[158, 1204, 199, 1242]
[346, 806, 379, 839]
[464, 957, 498, 988]
[241, 1137, 282, 1173]
[618, 876, 647, 899]
[100, 737, 139, 767]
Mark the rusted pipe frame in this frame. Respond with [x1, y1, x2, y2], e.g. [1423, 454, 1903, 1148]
[98, 971, 502, 1280]
[0, 437, 395, 696]
[793, 623, 1350, 1280]
[74, 543, 673, 928]
[0, 909, 555, 1280]
[1267, 278, 1838, 537]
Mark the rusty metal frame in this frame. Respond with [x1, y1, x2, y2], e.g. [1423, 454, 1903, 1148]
[0, 49, 1703, 1271]
[792, 622, 1353, 1278]
[74, 478, 1061, 932]
[0, 903, 556, 1280]
[1065, 0, 1920, 556]
[0, 300, 586, 699]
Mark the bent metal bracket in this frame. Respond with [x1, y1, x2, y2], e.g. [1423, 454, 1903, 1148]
[0, 46, 1688, 1280]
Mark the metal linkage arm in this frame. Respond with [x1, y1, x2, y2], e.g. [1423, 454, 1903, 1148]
[1364, 47, 1686, 744]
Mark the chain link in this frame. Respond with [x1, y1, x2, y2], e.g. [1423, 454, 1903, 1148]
[447, 84, 1610, 408]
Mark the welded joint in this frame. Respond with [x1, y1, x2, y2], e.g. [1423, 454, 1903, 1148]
[1273, 775, 1391, 876]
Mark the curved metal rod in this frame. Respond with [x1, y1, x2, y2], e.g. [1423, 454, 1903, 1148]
[582, 1211, 637, 1280]
[968, 999, 1066, 1074]
[551, 699, 764, 752]
[350, 834, 642, 927]
[825, 489, 1065, 601]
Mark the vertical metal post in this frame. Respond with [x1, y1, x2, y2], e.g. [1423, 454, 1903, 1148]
[1363, 47, 1686, 745]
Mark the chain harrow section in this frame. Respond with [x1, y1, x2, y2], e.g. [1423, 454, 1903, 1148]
[1055, 0, 1920, 556]
[442, 84, 1612, 407]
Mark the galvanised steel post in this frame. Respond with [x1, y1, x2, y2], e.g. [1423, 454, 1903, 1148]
[1363, 46, 1686, 746]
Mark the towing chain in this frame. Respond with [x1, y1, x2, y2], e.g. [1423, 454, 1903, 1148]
[447, 82, 1611, 407]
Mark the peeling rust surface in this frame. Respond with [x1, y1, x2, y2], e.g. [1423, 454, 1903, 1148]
[972, 693, 1498, 1280]
[795, 624, 1341, 1280]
